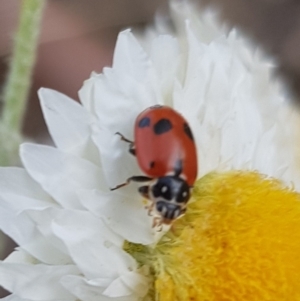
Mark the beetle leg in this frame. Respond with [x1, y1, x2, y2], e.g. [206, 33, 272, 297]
[139, 185, 149, 199]
[180, 207, 187, 216]
[115, 132, 133, 143]
[145, 201, 155, 216]
[115, 132, 136, 156]
[110, 176, 153, 191]
[129, 147, 136, 156]
[152, 216, 163, 231]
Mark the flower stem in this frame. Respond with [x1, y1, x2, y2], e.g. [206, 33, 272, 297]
[0, 0, 46, 165]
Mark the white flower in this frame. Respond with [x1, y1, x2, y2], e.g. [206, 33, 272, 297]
[0, 2, 299, 301]
[80, 4, 300, 188]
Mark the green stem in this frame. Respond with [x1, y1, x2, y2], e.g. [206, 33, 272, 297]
[0, 0, 46, 165]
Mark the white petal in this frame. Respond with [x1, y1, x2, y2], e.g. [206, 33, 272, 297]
[51, 209, 134, 279]
[149, 34, 180, 104]
[0, 262, 79, 300]
[0, 168, 59, 258]
[78, 189, 155, 245]
[5, 248, 38, 264]
[79, 31, 160, 137]
[22, 235, 71, 265]
[171, 2, 224, 43]
[39, 88, 91, 152]
[39, 88, 101, 166]
[0, 191, 69, 265]
[102, 277, 133, 298]
[0, 202, 68, 265]
[91, 127, 140, 189]
[113, 29, 151, 81]
[25, 208, 70, 256]
[20, 143, 108, 209]
[1, 294, 30, 301]
[80, 72, 157, 137]
[0, 201, 35, 247]
[61, 275, 134, 301]
[103, 270, 149, 298]
[0, 167, 53, 205]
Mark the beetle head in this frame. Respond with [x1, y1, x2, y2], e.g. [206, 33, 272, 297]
[139, 176, 190, 223]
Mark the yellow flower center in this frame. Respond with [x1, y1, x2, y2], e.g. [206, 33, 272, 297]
[126, 171, 300, 300]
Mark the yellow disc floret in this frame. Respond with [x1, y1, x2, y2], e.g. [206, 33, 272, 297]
[153, 171, 300, 300]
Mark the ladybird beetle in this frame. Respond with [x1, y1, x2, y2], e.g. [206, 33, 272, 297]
[111, 105, 198, 227]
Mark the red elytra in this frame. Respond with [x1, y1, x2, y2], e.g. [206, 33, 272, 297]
[134, 105, 197, 186]
[111, 105, 198, 226]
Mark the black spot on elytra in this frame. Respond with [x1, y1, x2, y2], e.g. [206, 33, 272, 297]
[138, 117, 151, 128]
[183, 122, 194, 141]
[149, 161, 155, 169]
[153, 118, 172, 135]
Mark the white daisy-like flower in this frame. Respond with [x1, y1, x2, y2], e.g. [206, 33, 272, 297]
[0, 1, 299, 301]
